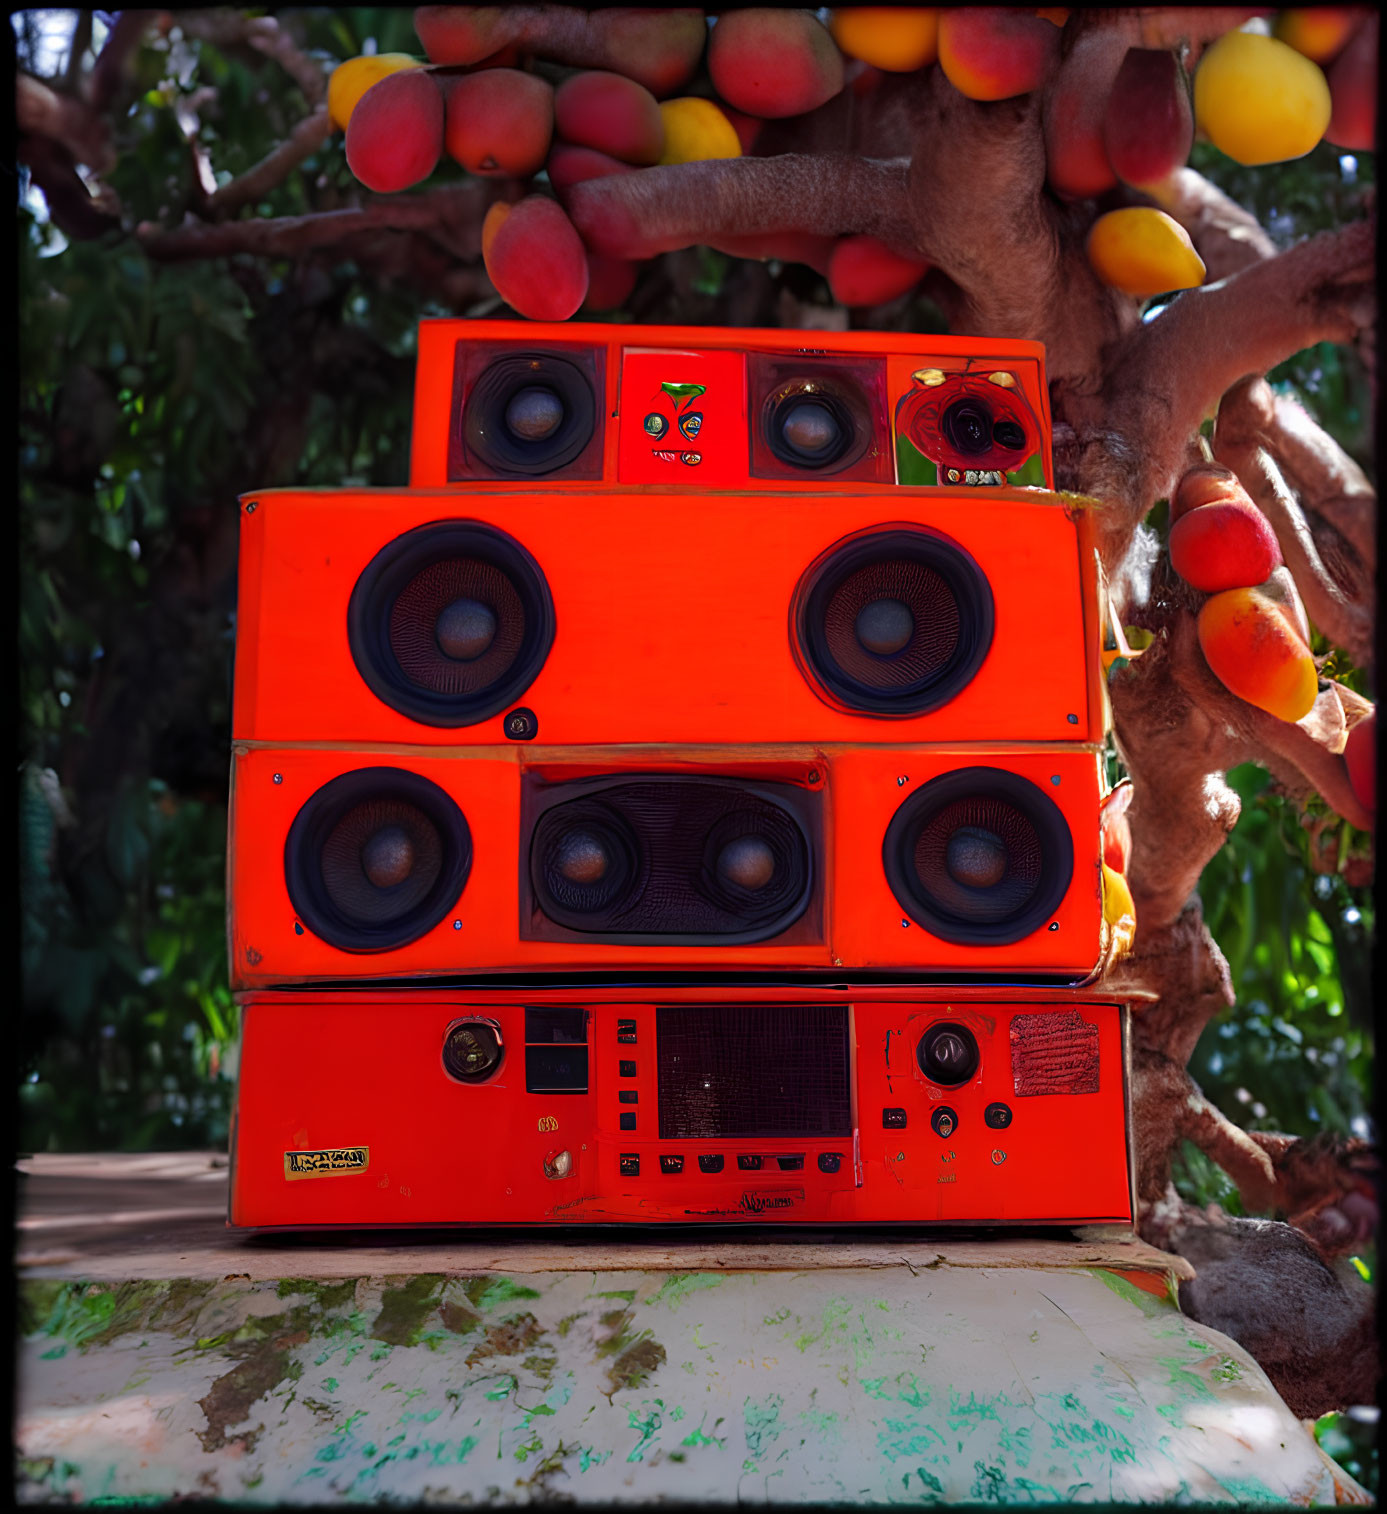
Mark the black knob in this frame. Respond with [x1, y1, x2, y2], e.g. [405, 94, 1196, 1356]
[442, 1022, 503, 1083]
[984, 1102, 1013, 1129]
[930, 1106, 958, 1139]
[818, 1152, 842, 1174]
[917, 1022, 980, 1086]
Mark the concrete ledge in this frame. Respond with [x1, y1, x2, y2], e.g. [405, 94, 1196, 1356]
[15, 1154, 1369, 1506]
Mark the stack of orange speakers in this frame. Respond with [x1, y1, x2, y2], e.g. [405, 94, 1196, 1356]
[227, 322, 1137, 1228]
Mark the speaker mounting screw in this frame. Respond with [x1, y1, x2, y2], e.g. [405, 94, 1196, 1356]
[1067, 713, 1078, 725]
[453, 919, 462, 931]
[991, 1149, 1007, 1165]
[1048, 922, 1059, 931]
[807, 768, 820, 785]
[1050, 774, 1061, 785]
[294, 922, 303, 935]
[244, 501, 257, 514]
[897, 775, 908, 786]
[900, 918, 910, 929]
[272, 773, 282, 784]
[504, 707, 538, 741]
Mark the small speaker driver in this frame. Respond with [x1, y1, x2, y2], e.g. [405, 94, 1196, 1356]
[883, 768, 1073, 944]
[463, 352, 597, 476]
[285, 767, 472, 952]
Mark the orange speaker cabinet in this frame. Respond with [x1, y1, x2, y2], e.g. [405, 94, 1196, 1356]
[228, 984, 1133, 1229]
[408, 321, 1055, 492]
[228, 742, 1106, 987]
[233, 488, 1104, 747]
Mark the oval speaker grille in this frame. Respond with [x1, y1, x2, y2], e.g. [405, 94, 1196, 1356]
[883, 769, 1072, 945]
[285, 768, 472, 952]
[463, 352, 596, 476]
[795, 526, 994, 717]
[529, 777, 812, 942]
[348, 521, 554, 727]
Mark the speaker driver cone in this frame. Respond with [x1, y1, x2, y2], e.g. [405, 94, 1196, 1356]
[286, 768, 472, 952]
[762, 378, 868, 473]
[463, 353, 596, 476]
[532, 802, 644, 921]
[795, 526, 994, 717]
[883, 769, 1072, 944]
[348, 521, 554, 727]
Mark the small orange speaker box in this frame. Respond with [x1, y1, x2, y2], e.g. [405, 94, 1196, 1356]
[228, 984, 1134, 1228]
[228, 742, 1107, 987]
[233, 488, 1104, 746]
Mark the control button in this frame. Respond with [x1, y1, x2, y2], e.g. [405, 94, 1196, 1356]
[984, 1102, 1013, 1129]
[930, 1105, 958, 1139]
[619, 1112, 636, 1131]
[660, 1154, 684, 1175]
[776, 1155, 804, 1172]
[618, 1090, 638, 1105]
[698, 1154, 724, 1174]
[619, 1153, 640, 1177]
[917, 1022, 980, 1086]
[818, 1152, 842, 1174]
[883, 1108, 908, 1130]
[737, 1154, 763, 1171]
[616, 1019, 637, 1044]
[991, 1149, 1007, 1166]
[619, 1060, 637, 1078]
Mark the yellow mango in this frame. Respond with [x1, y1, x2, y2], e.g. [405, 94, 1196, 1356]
[328, 53, 422, 132]
[828, 9, 939, 72]
[1197, 585, 1319, 722]
[657, 97, 742, 166]
[1193, 30, 1331, 165]
[1085, 208, 1206, 297]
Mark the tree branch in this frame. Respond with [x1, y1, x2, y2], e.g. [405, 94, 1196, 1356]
[1145, 166, 1277, 281]
[15, 71, 114, 173]
[567, 153, 916, 260]
[85, 9, 156, 113]
[206, 108, 334, 217]
[136, 182, 495, 261]
[174, 10, 328, 106]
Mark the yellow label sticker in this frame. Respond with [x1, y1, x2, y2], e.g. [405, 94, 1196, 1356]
[284, 1146, 369, 1180]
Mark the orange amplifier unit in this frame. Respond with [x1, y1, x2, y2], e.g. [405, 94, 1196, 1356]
[229, 985, 1134, 1229]
[228, 743, 1110, 986]
[232, 322, 1106, 752]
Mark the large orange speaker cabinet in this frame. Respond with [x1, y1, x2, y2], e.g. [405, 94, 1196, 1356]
[229, 984, 1135, 1229]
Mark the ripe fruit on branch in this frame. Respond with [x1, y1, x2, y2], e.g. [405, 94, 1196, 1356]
[1197, 585, 1319, 723]
[708, 9, 845, 118]
[1104, 48, 1194, 187]
[345, 69, 444, 192]
[415, 7, 707, 97]
[445, 69, 553, 177]
[1085, 208, 1205, 297]
[657, 97, 742, 165]
[827, 9, 939, 72]
[827, 236, 928, 307]
[1258, 565, 1312, 648]
[483, 195, 589, 320]
[1343, 708, 1376, 816]
[1171, 463, 1242, 523]
[554, 71, 665, 165]
[937, 8, 1059, 101]
[1325, 14, 1376, 150]
[1272, 8, 1360, 64]
[546, 143, 638, 197]
[328, 54, 421, 132]
[1169, 495, 1283, 592]
[1043, 64, 1117, 200]
[1193, 31, 1331, 165]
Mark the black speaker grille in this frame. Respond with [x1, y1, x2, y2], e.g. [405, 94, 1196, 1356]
[285, 768, 472, 952]
[528, 777, 814, 943]
[821, 557, 961, 690]
[656, 1005, 851, 1139]
[883, 768, 1073, 945]
[388, 556, 525, 696]
[347, 521, 554, 727]
[795, 526, 993, 717]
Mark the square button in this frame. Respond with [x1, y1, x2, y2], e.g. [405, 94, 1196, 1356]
[618, 1090, 638, 1105]
[659, 1154, 684, 1175]
[619, 1113, 636, 1131]
[619, 1060, 637, 1078]
[883, 1108, 907, 1130]
[619, 1154, 640, 1177]
[616, 1019, 637, 1044]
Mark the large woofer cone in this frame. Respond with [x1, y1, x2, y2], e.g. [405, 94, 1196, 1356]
[348, 521, 554, 727]
[463, 352, 596, 476]
[762, 378, 869, 473]
[285, 768, 472, 952]
[794, 526, 994, 717]
[883, 769, 1073, 945]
